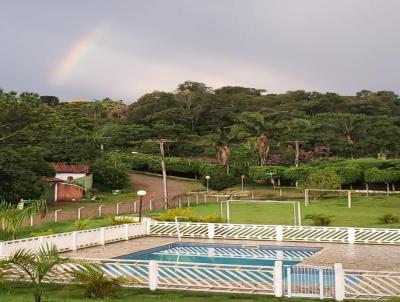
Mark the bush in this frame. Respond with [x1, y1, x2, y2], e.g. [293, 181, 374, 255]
[92, 159, 130, 191]
[305, 214, 334, 226]
[201, 173, 237, 191]
[110, 216, 138, 225]
[301, 168, 341, 190]
[154, 208, 224, 223]
[71, 263, 121, 299]
[30, 229, 54, 237]
[379, 214, 400, 224]
[364, 168, 400, 184]
[248, 166, 287, 181]
[74, 218, 90, 230]
[283, 166, 315, 183]
[331, 165, 363, 185]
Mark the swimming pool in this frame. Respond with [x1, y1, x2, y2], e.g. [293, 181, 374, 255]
[116, 242, 321, 266]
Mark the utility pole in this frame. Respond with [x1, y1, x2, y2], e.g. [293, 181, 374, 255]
[147, 139, 177, 210]
[286, 140, 308, 167]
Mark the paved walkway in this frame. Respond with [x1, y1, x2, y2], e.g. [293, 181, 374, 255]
[63, 236, 400, 271]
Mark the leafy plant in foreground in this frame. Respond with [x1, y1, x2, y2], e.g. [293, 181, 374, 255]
[71, 262, 122, 299]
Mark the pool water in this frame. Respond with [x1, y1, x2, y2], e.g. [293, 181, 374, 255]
[116, 242, 321, 266]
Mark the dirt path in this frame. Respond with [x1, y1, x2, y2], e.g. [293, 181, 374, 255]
[131, 172, 202, 210]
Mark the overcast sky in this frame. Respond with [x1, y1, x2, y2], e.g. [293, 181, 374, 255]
[1, 0, 399, 102]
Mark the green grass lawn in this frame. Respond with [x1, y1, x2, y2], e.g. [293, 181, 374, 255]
[0, 216, 114, 241]
[1, 283, 399, 302]
[186, 195, 400, 228]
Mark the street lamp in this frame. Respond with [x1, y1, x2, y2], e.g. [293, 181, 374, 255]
[205, 175, 211, 193]
[137, 190, 147, 222]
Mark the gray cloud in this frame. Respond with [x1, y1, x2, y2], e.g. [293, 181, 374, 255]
[0, 0, 399, 101]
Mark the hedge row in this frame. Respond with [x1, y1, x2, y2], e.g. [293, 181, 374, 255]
[108, 152, 227, 177]
[249, 164, 400, 185]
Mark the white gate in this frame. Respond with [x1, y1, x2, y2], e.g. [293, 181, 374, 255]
[284, 265, 335, 299]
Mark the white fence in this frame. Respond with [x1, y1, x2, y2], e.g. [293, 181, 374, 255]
[0, 222, 147, 257]
[148, 221, 400, 245]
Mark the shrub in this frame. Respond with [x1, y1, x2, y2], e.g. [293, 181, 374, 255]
[154, 208, 224, 223]
[305, 214, 334, 226]
[92, 159, 130, 191]
[74, 218, 90, 230]
[248, 166, 287, 181]
[331, 165, 363, 185]
[154, 208, 192, 222]
[30, 229, 54, 237]
[364, 168, 400, 184]
[71, 263, 121, 299]
[283, 166, 315, 183]
[379, 214, 400, 224]
[110, 216, 138, 225]
[201, 173, 237, 191]
[301, 168, 341, 190]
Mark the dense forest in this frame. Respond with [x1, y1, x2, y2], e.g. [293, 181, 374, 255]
[1, 81, 400, 200]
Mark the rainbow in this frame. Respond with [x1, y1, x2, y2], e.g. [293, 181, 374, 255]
[50, 25, 106, 84]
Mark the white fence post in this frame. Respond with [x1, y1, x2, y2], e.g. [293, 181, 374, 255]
[30, 214, 34, 227]
[187, 196, 190, 207]
[334, 263, 345, 301]
[149, 199, 153, 211]
[145, 220, 151, 235]
[347, 190, 352, 208]
[133, 201, 137, 213]
[72, 231, 77, 251]
[124, 224, 129, 240]
[196, 195, 199, 204]
[348, 227, 355, 244]
[251, 189, 254, 200]
[178, 197, 181, 208]
[274, 260, 283, 297]
[149, 260, 158, 291]
[305, 189, 309, 206]
[276, 225, 283, 242]
[208, 223, 215, 239]
[54, 209, 62, 222]
[77, 207, 84, 220]
[100, 228, 105, 245]
[98, 205, 104, 217]
[204, 194, 207, 204]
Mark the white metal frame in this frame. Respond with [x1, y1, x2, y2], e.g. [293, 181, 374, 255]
[220, 199, 302, 226]
[304, 189, 352, 208]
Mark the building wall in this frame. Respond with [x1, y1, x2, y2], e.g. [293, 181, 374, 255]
[55, 183, 85, 202]
[55, 173, 86, 181]
[72, 174, 93, 190]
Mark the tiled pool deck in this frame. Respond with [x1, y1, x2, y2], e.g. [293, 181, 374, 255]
[63, 236, 400, 271]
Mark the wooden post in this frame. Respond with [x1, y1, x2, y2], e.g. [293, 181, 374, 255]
[187, 196, 190, 207]
[251, 189, 254, 200]
[366, 183, 369, 196]
[386, 183, 390, 195]
[195, 195, 199, 205]
[178, 197, 182, 208]
[216, 193, 219, 203]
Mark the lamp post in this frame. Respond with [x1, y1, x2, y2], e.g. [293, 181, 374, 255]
[137, 190, 147, 222]
[205, 175, 211, 193]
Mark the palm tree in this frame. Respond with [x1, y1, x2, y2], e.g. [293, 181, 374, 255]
[1, 244, 69, 302]
[71, 262, 121, 299]
[0, 199, 47, 240]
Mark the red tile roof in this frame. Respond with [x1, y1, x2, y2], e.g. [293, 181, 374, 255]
[51, 163, 90, 174]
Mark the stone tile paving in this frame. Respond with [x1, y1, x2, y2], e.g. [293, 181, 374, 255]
[63, 237, 400, 271]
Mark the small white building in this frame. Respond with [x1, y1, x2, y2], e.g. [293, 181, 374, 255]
[51, 162, 90, 181]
